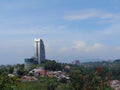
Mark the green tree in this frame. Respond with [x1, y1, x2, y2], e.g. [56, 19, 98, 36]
[0, 67, 8, 76]
[44, 60, 61, 71]
[8, 66, 14, 74]
[17, 67, 27, 77]
[47, 78, 58, 90]
[70, 69, 86, 90]
[0, 76, 19, 90]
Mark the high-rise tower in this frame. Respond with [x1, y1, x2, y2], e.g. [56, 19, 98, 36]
[34, 38, 45, 64]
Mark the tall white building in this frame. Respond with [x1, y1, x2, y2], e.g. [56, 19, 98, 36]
[34, 38, 45, 64]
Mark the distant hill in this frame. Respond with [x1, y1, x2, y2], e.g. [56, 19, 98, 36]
[114, 59, 120, 62]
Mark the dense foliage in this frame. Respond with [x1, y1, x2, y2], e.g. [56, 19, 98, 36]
[44, 60, 62, 71]
[1, 60, 120, 90]
[0, 75, 19, 90]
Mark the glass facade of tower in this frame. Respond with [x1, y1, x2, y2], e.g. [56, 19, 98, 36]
[34, 38, 45, 64]
[24, 38, 46, 70]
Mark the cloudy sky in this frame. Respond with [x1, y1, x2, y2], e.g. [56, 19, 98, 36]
[0, 0, 120, 64]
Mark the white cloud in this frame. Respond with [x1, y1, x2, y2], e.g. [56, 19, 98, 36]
[63, 9, 120, 23]
[85, 43, 105, 52]
[74, 40, 86, 49]
[73, 40, 105, 52]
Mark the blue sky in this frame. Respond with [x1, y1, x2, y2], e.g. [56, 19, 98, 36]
[0, 0, 120, 64]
